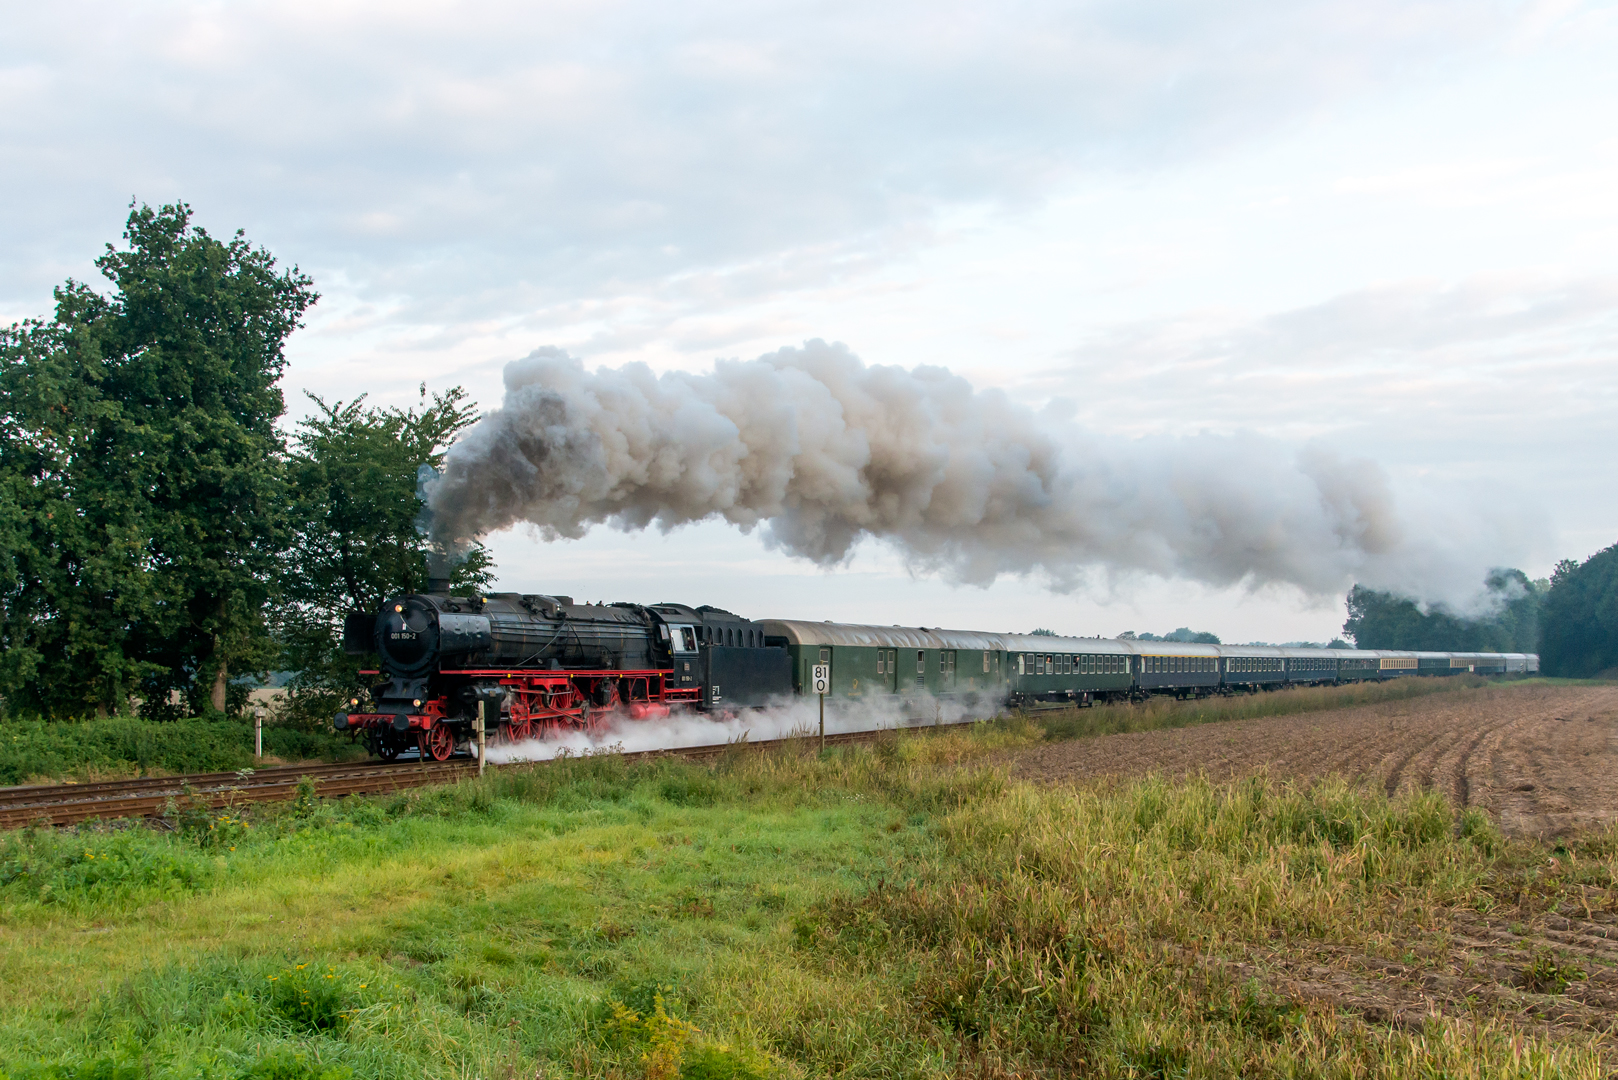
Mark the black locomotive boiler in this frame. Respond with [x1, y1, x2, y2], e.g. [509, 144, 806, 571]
[335, 582, 792, 760]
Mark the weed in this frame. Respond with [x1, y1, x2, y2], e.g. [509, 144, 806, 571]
[259, 963, 355, 1031]
[1522, 949, 1587, 994]
[0, 827, 213, 905]
[289, 776, 321, 818]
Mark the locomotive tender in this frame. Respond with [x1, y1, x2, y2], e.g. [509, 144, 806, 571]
[334, 586, 1537, 759]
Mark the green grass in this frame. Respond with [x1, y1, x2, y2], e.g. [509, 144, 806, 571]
[0, 717, 363, 785]
[0, 721, 1610, 1078]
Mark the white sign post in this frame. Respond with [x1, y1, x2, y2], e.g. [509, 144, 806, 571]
[476, 700, 487, 776]
[811, 663, 830, 752]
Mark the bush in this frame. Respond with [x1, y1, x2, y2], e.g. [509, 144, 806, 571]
[0, 716, 361, 784]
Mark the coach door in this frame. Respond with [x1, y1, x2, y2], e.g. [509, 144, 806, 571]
[874, 647, 899, 694]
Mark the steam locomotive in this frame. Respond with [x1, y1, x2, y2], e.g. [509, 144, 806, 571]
[334, 581, 1538, 760]
[334, 580, 791, 760]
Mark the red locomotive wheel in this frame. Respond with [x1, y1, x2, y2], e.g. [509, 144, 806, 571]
[418, 723, 454, 761]
[506, 715, 534, 742]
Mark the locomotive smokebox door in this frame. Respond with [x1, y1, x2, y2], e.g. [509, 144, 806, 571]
[701, 646, 792, 708]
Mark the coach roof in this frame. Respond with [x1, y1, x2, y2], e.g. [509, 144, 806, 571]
[757, 620, 1008, 651]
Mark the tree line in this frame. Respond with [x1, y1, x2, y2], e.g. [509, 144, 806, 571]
[1343, 561, 1618, 678]
[0, 203, 491, 725]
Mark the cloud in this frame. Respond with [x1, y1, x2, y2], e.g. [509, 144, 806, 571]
[1049, 274, 1618, 437]
[0, 0, 1538, 318]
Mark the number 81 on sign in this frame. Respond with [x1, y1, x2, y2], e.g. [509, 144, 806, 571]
[811, 664, 830, 695]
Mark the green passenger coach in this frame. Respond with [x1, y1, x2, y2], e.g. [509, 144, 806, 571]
[1002, 634, 1135, 704]
[755, 620, 1011, 707]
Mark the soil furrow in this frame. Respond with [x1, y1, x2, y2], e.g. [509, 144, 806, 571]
[1013, 684, 1618, 839]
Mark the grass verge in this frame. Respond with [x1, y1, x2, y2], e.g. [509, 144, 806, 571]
[0, 721, 1611, 1078]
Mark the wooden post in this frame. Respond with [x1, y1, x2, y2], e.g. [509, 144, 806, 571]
[477, 700, 487, 775]
[819, 689, 825, 754]
[253, 706, 263, 760]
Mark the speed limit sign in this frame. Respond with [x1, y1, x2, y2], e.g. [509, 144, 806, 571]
[811, 663, 830, 695]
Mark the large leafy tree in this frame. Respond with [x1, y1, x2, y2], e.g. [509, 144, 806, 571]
[274, 386, 493, 728]
[0, 202, 316, 718]
[1539, 546, 1618, 677]
[1341, 569, 1543, 653]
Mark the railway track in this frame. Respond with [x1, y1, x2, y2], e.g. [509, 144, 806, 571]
[0, 726, 926, 829]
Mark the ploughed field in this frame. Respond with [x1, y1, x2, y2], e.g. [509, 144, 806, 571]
[1014, 682, 1618, 838]
[1009, 681, 1618, 1052]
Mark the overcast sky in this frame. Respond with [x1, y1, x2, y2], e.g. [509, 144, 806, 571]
[4, 0, 1615, 643]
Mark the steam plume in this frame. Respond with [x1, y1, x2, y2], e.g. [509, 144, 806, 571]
[423, 341, 1525, 605]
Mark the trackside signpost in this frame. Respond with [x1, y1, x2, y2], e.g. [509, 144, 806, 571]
[811, 663, 830, 752]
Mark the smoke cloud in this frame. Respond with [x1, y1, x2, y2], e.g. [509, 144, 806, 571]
[423, 340, 1527, 607]
[484, 691, 998, 765]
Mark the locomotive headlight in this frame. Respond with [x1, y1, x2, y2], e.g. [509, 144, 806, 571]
[395, 604, 403, 613]
[413, 699, 422, 707]
[350, 698, 358, 707]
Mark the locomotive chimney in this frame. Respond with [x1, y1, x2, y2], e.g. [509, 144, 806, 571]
[427, 576, 450, 594]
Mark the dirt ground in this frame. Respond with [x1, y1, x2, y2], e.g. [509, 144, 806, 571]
[1016, 683, 1618, 1048]
[1012, 683, 1618, 838]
